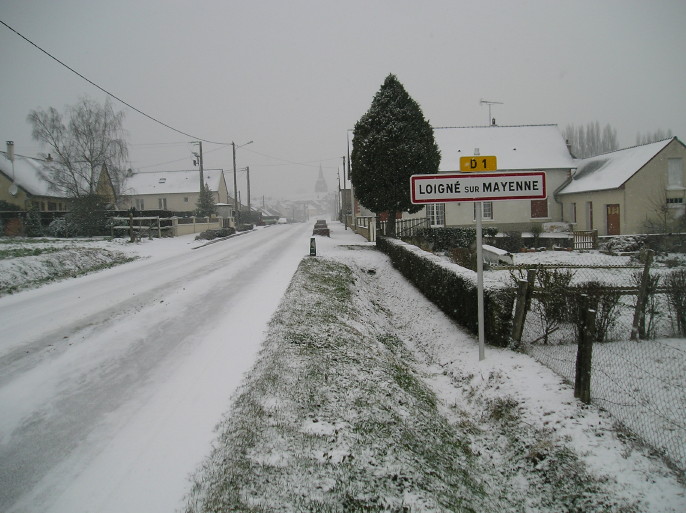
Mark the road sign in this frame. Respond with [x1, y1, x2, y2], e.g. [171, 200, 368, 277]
[459, 155, 497, 172]
[410, 172, 546, 204]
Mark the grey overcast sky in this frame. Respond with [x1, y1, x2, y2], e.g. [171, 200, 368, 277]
[2, 0, 685, 200]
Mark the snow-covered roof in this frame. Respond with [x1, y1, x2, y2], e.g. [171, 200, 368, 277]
[557, 138, 675, 195]
[433, 124, 575, 171]
[124, 169, 224, 195]
[0, 151, 68, 198]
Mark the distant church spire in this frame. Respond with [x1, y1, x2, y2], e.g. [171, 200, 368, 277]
[315, 165, 328, 194]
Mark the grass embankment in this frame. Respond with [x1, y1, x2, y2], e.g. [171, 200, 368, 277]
[184, 257, 639, 513]
[0, 238, 136, 295]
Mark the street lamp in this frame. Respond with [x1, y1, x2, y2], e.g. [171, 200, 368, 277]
[238, 166, 251, 219]
[232, 140, 253, 225]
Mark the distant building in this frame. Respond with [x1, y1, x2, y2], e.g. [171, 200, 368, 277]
[119, 169, 231, 213]
[315, 165, 328, 198]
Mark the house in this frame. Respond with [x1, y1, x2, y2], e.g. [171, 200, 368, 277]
[556, 137, 686, 235]
[430, 124, 576, 231]
[119, 169, 231, 213]
[1, 150, 69, 211]
[1, 145, 120, 212]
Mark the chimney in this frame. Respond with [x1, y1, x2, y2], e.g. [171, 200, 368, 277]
[6, 141, 14, 161]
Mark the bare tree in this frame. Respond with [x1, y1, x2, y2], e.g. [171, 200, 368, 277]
[641, 178, 684, 233]
[636, 128, 673, 146]
[563, 122, 618, 158]
[28, 97, 129, 200]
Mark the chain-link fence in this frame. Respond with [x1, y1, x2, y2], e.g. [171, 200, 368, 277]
[492, 249, 686, 472]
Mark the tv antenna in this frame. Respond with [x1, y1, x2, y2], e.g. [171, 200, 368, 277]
[479, 99, 503, 125]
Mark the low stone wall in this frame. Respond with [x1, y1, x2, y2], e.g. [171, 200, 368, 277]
[172, 217, 223, 236]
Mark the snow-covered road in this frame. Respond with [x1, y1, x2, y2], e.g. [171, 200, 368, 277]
[0, 223, 313, 513]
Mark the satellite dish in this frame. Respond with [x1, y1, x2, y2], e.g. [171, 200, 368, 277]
[8, 182, 18, 196]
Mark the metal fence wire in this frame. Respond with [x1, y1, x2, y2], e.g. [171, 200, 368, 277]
[497, 249, 686, 473]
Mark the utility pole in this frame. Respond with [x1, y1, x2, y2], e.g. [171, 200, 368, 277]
[232, 140, 253, 226]
[232, 142, 238, 225]
[192, 141, 204, 192]
[191, 141, 205, 195]
[246, 166, 251, 216]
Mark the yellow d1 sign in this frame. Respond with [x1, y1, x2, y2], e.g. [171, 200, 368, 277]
[459, 155, 498, 172]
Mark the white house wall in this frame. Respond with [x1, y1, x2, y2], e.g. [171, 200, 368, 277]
[559, 139, 686, 235]
[443, 168, 570, 230]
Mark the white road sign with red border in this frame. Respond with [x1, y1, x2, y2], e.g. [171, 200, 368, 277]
[410, 172, 546, 204]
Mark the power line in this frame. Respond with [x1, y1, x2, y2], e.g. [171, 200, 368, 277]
[1, 19, 341, 173]
[0, 18, 230, 145]
[243, 147, 340, 169]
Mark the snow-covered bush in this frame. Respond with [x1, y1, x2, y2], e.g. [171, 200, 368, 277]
[47, 216, 79, 237]
[195, 228, 235, 240]
[665, 269, 686, 336]
[417, 227, 498, 251]
[630, 269, 662, 339]
[571, 282, 622, 343]
[24, 209, 44, 237]
[600, 235, 646, 254]
[498, 231, 525, 253]
[532, 267, 575, 344]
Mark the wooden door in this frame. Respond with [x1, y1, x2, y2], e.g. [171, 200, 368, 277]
[606, 204, 620, 235]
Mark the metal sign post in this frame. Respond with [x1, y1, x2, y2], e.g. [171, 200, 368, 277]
[410, 160, 548, 361]
[475, 201, 485, 360]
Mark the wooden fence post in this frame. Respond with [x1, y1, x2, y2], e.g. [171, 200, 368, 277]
[511, 269, 536, 344]
[575, 294, 596, 404]
[631, 249, 654, 341]
[128, 210, 135, 243]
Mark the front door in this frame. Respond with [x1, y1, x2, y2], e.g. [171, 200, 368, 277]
[607, 204, 620, 235]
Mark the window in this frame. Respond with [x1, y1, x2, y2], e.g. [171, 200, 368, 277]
[473, 202, 493, 220]
[586, 201, 593, 230]
[426, 203, 445, 227]
[667, 158, 683, 188]
[569, 202, 577, 223]
[667, 197, 685, 218]
[135, 199, 145, 210]
[482, 201, 493, 219]
[184, 196, 189, 203]
[158, 198, 167, 209]
[530, 199, 548, 218]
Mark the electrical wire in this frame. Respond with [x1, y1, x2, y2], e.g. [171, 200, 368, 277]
[0, 18, 230, 145]
[1, 19, 341, 172]
[243, 147, 340, 169]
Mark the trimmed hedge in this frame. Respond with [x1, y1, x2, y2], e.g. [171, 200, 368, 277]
[416, 227, 498, 251]
[377, 236, 514, 347]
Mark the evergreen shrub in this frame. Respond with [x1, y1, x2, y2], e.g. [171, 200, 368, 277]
[377, 237, 514, 347]
[417, 227, 498, 251]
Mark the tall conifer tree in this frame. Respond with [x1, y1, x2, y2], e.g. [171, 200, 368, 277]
[351, 74, 440, 236]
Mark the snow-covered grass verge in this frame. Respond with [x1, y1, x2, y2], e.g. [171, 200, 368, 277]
[0, 237, 137, 295]
[0, 234, 214, 296]
[184, 251, 684, 512]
